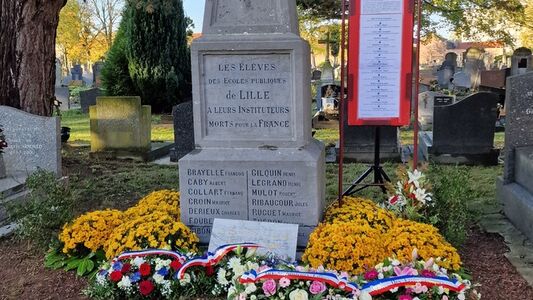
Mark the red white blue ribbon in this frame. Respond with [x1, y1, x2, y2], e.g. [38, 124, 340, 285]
[361, 275, 466, 296]
[240, 269, 360, 293]
[116, 249, 188, 262]
[176, 243, 260, 279]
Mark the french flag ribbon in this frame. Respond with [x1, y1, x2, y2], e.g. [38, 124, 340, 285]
[361, 275, 466, 296]
[116, 249, 188, 262]
[239, 269, 360, 293]
[176, 243, 260, 279]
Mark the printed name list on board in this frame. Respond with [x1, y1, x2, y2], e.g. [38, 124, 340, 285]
[348, 0, 414, 126]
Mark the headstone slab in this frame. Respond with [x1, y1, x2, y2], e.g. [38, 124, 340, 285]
[209, 219, 299, 260]
[432, 92, 499, 155]
[511, 47, 533, 76]
[80, 88, 102, 114]
[0, 106, 61, 176]
[503, 72, 533, 183]
[203, 0, 299, 35]
[170, 101, 195, 162]
[89, 96, 151, 153]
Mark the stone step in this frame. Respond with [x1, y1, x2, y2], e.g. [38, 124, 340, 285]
[515, 147, 533, 195]
[498, 177, 533, 242]
[0, 190, 29, 226]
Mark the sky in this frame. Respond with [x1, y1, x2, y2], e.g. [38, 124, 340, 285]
[183, 0, 205, 33]
[182, 1, 452, 38]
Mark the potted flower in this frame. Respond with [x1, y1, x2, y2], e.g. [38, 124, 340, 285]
[0, 126, 7, 179]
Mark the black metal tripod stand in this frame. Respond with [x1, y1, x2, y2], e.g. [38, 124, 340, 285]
[343, 126, 391, 196]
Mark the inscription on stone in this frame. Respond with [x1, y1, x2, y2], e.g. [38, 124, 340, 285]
[0, 106, 61, 176]
[203, 54, 293, 140]
[182, 165, 313, 226]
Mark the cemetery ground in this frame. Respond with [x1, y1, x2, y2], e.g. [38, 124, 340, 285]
[0, 118, 532, 299]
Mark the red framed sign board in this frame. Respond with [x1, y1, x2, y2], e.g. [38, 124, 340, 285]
[347, 0, 414, 126]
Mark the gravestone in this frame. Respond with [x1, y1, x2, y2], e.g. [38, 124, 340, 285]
[90, 97, 153, 160]
[419, 92, 499, 165]
[92, 61, 105, 88]
[320, 60, 335, 82]
[209, 219, 298, 260]
[437, 68, 454, 88]
[179, 0, 325, 247]
[418, 91, 456, 130]
[453, 71, 471, 89]
[511, 47, 532, 76]
[0, 106, 61, 176]
[80, 88, 102, 113]
[502, 72, 533, 183]
[497, 72, 533, 241]
[71, 64, 83, 81]
[437, 53, 457, 88]
[311, 69, 322, 81]
[55, 58, 62, 87]
[169, 101, 194, 162]
[54, 86, 70, 109]
[316, 84, 341, 115]
[463, 47, 486, 89]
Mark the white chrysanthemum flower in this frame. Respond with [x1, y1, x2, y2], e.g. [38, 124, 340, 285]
[153, 274, 165, 284]
[117, 276, 131, 290]
[217, 268, 229, 285]
[232, 265, 246, 280]
[228, 257, 242, 270]
[132, 257, 145, 267]
[245, 283, 257, 294]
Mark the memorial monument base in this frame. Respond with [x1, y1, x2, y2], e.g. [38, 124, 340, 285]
[179, 139, 325, 247]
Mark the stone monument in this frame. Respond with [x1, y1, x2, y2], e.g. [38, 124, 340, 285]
[89, 96, 152, 160]
[0, 106, 61, 177]
[437, 52, 458, 88]
[511, 47, 532, 76]
[463, 47, 486, 89]
[497, 72, 533, 241]
[179, 0, 325, 247]
[170, 101, 194, 162]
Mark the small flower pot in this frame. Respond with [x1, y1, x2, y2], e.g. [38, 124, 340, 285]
[61, 127, 71, 143]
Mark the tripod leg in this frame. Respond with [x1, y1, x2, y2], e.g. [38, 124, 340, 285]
[380, 167, 391, 182]
[343, 167, 373, 196]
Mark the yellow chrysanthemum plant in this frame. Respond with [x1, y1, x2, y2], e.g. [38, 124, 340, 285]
[104, 210, 199, 259]
[384, 219, 462, 271]
[125, 189, 181, 219]
[304, 196, 462, 277]
[303, 222, 386, 274]
[50, 190, 198, 276]
[59, 209, 124, 255]
[324, 196, 396, 233]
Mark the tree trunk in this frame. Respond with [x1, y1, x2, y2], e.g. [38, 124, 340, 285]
[0, 0, 67, 116]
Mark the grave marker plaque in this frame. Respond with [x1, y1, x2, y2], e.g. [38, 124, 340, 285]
[0, 106, 61, 176]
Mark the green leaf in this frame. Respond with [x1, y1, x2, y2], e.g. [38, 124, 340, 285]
[86, 259, 95, 273]
[77, 260, 88, 276]
[65, 258, 83, 271]
[51, 260, 66, 269]
[44, 251, 65, 267]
